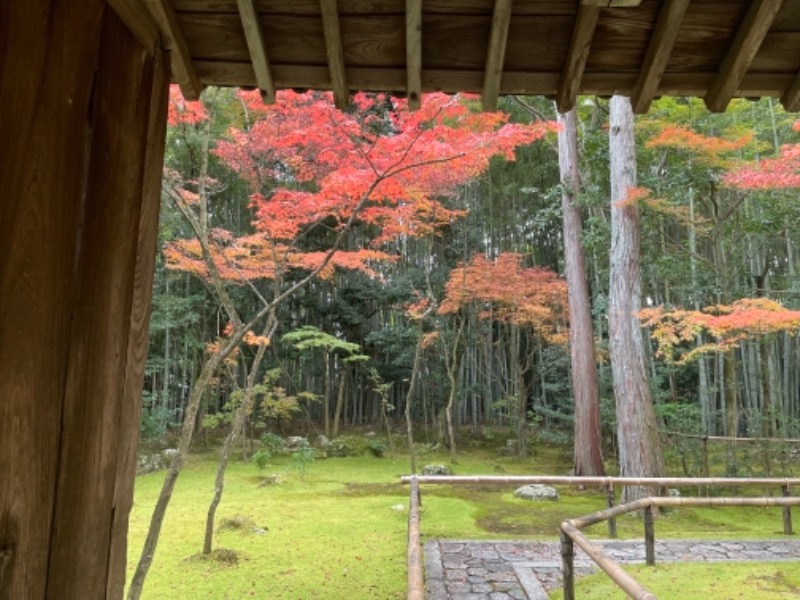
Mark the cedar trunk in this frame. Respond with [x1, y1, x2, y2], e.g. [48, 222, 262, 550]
[557, 108, 605, 476]
[608, 97, 664, 501]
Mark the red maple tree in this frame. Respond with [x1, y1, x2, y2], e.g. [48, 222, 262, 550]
[165, 90, 555, 285]
[438, 252, 568, 340]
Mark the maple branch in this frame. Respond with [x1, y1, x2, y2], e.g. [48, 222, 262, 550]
[511, 95, 550, 122]
[165, 184, 243, 330]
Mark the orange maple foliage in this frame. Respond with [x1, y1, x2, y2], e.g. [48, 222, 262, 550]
[166, 90, 555, 284]
[724, 122, 800, 189]
[438, 253, 568, 343]
[167, 85, 209, 127]
[640, 298, 800, 364]
[645, 124, 752, 169]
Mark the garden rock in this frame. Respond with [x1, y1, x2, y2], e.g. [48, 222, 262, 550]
[514, 484, 559, 501]
[136, 448, 179, 475]
[315, 434, 331, 448]
[285, 436, 308, 450]
[423, 464, 453, 476]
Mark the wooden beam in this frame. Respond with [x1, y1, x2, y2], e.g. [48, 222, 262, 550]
[630, 0, 690, 114]
[194, 62, 799, 102]
[144, 0, 202, 100]
[583, 0, 641, 6]
[556, 4, 601, 113]
[781, 70, 800, 112]
[236, 0, 276, 103]
[107, 0, 160, 55]
[481, 0, 513, 112]
[704, 0, 784, 112]
[319, 0, 349, 109]
[405, 0, 422, 110]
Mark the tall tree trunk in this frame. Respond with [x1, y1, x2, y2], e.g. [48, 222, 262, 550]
[557, 107, 605, 476]
[332, 365, 347, 436]
[608, 96, 664, 501]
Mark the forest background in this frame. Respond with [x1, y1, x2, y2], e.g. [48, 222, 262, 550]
[142, 88, 800, 478]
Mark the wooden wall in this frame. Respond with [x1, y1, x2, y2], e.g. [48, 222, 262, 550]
[0, 2, 168, 598]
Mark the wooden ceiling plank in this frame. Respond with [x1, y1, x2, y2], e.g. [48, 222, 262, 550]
[406, 0, 423, 110]
[319, 0, 349, 109]
[556, 5, 601, 113]
[631, 0, 690, 114]
[782, 71, 800, 112]
[236, 0, 276, 104]
[704, 0, 784, 112]
[145, 0, 202, 100]
[482, 0, 514, 112]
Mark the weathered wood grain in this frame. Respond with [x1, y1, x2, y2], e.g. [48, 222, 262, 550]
[172, 0, 578, 16]
[0, 3, 168, 598]
[0, 1, 106, 597]
[106, 35, 170, 600]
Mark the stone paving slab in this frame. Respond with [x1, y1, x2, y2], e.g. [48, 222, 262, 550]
[425, 538, 800, 599]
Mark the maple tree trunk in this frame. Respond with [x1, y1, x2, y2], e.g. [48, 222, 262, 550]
[557, 107, 605, 476]
[204, 329, 270, 555]
[128, 350, 224, 600]
[608, 96, 664, 501]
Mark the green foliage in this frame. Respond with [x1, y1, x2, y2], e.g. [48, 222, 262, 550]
[290, 443, 315, 479]
[251, 432, 285, 470]
[327, 435, 369, 457]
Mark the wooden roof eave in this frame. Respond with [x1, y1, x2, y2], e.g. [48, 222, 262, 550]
[144, 0, 202, 100]
[630, 0, 690, 114]
[320, 0, 350, 110]
[405, 0, 422, 110]
[705, 0, 784, 112]
[236, 0, 277, 104]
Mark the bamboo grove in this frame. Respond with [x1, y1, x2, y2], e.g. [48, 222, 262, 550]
[144, 89, 800, 467]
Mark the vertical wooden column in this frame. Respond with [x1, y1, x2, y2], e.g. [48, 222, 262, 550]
[0, 2, 168, 598]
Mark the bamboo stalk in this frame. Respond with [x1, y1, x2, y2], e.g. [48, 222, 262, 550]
[561, 523, 657, 600]
[407, 478, 424, 600]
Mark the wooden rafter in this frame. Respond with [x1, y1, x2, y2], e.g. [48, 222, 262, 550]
[481, 0, 513, 112]
[405, 0, 422, 110]
[236, 0, 276, 104]
[631, 0, 690, 114]
[144, 0, 202, 100]
[704, 0, 784, 113]
[319, 0, 349, 109]
[782, 72, 800, 112]
[556, 4, 600, 114]
[107, 0, 160, 55]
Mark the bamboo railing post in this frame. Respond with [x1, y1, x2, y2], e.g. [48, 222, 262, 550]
[701, 435, 710, 478]
[407, 477, 424, 600]
[644, 505, 655, 566]
[783, 484, 793, 535]
[606, 483, 617, 538]
[560, 529, 575, 600]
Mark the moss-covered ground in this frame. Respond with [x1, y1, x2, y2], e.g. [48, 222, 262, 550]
[126, 436, 800, 598]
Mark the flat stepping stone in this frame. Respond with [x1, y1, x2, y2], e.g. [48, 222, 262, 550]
[425, 538, 800, 599]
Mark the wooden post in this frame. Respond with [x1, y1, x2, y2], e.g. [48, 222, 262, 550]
[606, 483, 618, 538]
[783, 485, 794, 535]
[644, 505, 655, 566]
[0, 3, 168, 598]
[561, 529, 575, 600]
[702, 435, 710, 479]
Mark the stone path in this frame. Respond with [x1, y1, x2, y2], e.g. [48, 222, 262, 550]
[425, 538, 800, 599]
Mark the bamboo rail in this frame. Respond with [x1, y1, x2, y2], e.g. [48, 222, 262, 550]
[406, 477, 424, 600]
[560, 496, 800, 600]
[401, 475, 800, 537]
